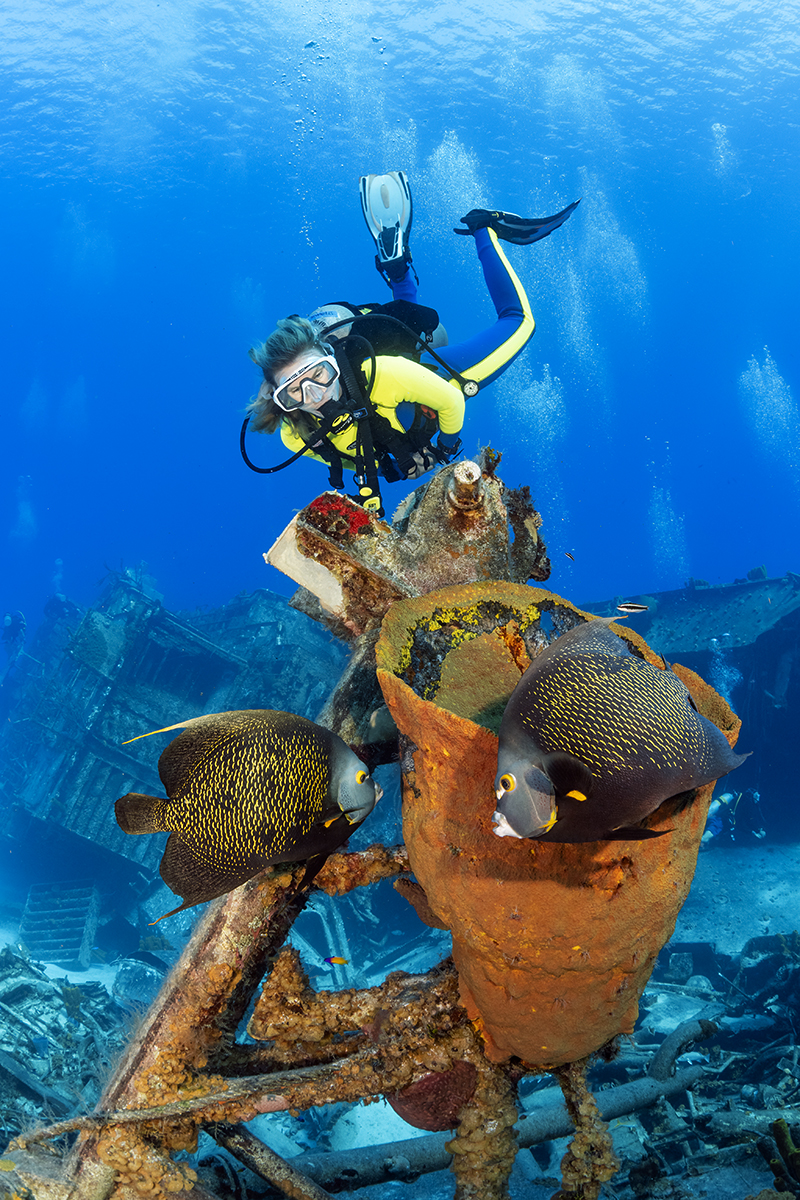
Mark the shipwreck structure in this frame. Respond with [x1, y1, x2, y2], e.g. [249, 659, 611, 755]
[0, 453, 797, 1199]
[0, 574, 347, 934]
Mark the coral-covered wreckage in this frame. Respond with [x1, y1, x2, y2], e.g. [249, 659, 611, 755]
[4, 454, 745, 1200]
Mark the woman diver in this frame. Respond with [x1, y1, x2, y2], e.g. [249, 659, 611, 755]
[242, 172, 579, 515]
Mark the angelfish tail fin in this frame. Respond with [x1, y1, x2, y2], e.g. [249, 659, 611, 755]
[115, 792, 168, 835]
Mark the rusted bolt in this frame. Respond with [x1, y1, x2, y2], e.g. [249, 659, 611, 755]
[447, 460, 484, 511]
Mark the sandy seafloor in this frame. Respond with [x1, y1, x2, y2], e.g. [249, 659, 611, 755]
[3, 840, 797, 1198]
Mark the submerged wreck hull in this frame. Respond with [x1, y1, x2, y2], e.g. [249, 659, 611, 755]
[377, 581, 742, 1068]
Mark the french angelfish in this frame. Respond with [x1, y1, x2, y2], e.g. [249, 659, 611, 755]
[492, 618, 748, 843]
[115, 709, 380, 919]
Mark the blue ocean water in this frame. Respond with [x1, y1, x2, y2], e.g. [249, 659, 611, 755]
[1, 5, 799, 1190]
[3, 0, 798, 630]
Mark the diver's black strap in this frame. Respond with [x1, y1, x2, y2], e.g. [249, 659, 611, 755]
[334, 343, 384, 514]
[309, 426, 346, 490]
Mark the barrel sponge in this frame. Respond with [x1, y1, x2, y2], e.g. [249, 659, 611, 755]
[376, 581, 742, 1067]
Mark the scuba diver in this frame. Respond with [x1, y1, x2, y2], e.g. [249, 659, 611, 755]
[2, 611, 26, 665]
[242, 171, 579, 515]
[701, 788, 767, 846]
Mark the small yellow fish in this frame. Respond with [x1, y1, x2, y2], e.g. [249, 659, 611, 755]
[324, 956, 349, 965]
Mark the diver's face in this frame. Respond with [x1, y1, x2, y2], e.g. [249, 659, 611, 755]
[275, 353, 342, 412]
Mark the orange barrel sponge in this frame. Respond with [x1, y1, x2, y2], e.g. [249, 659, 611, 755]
[375, 582, 743, 1068]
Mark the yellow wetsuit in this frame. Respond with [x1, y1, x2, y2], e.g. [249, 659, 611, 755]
[279, 353, 466, 468]
[280, 227, 534, 473]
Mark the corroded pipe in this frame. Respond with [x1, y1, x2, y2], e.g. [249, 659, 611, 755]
[50, 846, 410, 1197]
[446, 460, 484, 511]
[259, 1060, 708, 1191]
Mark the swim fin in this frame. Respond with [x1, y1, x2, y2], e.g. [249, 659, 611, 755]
[454, 199, 580, 244]
[360, 171, 414, 283]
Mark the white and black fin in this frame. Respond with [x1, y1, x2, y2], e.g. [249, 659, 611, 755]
[454, 199, 580, 244]
[359, 171, 414, 283]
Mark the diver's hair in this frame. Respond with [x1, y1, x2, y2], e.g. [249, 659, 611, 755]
[247, 316, 326, 435]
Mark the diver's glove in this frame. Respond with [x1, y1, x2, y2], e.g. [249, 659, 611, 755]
[433, 435, 462, 464]
[378, 455, 404, 484]
[402, 445, 438, 480]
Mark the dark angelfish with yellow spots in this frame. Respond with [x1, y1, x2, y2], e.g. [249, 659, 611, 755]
[493, 618, 748, 843]
[115, 709, 380, 919]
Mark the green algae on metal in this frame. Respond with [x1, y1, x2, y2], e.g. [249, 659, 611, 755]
[375, 582, 588, 703]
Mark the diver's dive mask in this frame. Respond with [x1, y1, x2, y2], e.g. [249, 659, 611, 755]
[273, 350, 341, 412]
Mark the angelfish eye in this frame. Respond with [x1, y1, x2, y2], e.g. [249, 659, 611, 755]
[355, 769, 368, 785]
[500, 773, 516, 793]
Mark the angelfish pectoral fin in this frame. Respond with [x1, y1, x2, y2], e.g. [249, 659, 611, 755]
[606, 826, 672, 841]
[541, 751, 595, 801]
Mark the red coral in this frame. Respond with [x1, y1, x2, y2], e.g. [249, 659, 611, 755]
[386, 1061, 478, 1131]
[306, 495, 372, 537]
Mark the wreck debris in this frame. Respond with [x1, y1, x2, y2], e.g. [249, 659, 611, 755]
[443, 1043, 518, 1200]
[0, 945, 126, 1147]
[209, 1123, 331, 1200]
[0, 459, 775, 1200]
[240, 943, 528, 1199]
[446, 460, 484, 511]
[758, 1117, 800, 1196]
[585, 568, 800, 656]
[58, 867, 314, 1198]
[267, 459, 552, 752]
[4, 845, 414, 1197]
[0, 572, 347, 880]
[19, 882, 100, 971]
[551, 1057, 619, 1200]
[313, 842, 410, 897]
[265, 456, 551, 641]
[2, 875, 796, 1198]
[6, 1016, 714, 1185]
